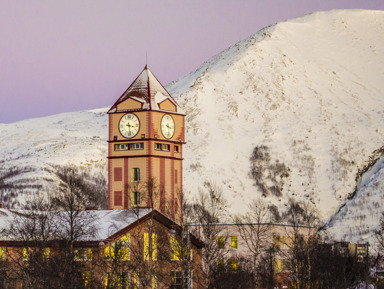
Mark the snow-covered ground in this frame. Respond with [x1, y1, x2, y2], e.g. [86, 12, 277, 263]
[1, 10, 384, 243]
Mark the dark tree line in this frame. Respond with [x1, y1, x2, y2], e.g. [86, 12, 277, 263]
[187, 190, 371, 289]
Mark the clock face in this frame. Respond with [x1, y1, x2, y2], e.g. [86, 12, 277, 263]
[161, 114, 175, 139]
[119, 113, 140, 138]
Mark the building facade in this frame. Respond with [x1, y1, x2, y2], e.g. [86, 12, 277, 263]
[0, 209, 203, 289]
[107, 66, 185, 224]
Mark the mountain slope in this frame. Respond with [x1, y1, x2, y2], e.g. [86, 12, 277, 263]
[167, 9, 384, 218]
[1, 10, 384, 226]
[325, 154, 384, 244]
[0, 109, 107, 207]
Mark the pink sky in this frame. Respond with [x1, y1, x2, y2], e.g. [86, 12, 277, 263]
[1, 0, 383, 123]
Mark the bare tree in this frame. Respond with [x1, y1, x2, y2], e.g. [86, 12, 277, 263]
[53, 165, 107, 209]
[2, 196, 59, 288]
[257, 245, 278, 289]
[282, 200, 320, 289]
[185, 182, 228, 289]
[0, 165, 99, 289]
[375, 213, 384, 254]
[234, 198, 272, 289]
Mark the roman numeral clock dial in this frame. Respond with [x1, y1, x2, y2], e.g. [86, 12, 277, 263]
[119, 113, 140, 138]
[161, 114, 175, 139]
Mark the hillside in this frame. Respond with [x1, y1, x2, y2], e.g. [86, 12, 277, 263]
[168, 9, 384, 218]
[1, 10, 384, 240]
[0, 110, 107, 207]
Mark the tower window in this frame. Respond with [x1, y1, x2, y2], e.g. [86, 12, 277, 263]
[132, 142, 144, 149]
[131, 168, 140, 182]
[115, 143, 128, 151]
[162, 144, 170, 151]
[115, 142, 144, 151]
[114, 191, 122, 206]
[133, 191, 140, 206]
[154, 143, 170, 151]
[155, 143, 162, 150]
[174, 145, 179, 153]
[114, 167, 122, 182]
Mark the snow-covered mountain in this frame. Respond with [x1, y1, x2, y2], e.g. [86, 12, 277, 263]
[1, 10, 384, 241]
[0, 109, 108, 207]
[168, 9, 384, 217]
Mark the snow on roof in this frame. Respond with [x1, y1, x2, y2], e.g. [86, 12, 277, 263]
[0, 208, 153, 241]
[108, 66, 184, 114]
[90, 208, 153, 240]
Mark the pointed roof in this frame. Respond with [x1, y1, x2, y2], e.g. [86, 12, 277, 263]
[108, 66, 184, 114]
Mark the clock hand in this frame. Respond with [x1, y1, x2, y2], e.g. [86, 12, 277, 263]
[126, 122, 132, 132]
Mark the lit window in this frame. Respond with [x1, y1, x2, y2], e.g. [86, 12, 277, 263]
[170, 235, 189, 261]
[22, 247, 30, 261]
[277, 259, 282, 272]
[122, 272, 130, 289]
[105, 245, 113, 260]
[218, 236, 225, 249]
[132, 168, 140, 182]
[42, 248, 50, 259]
[273, 235, 280, 249]
[144, 233, 157, 261]
[104, 234, 130, 261]
[133, 272, 139, 289]
[170, 235, 179, 261]
[152, 233, 157, 260]
[119, 234, 130, 261]
[74, 248, 93, 261]
[231, 259, 238, 271]
[82, 271, 92, 289]
[0, 247, 6, 261]
[105, 272, 130, 289]
[86, 248, 93, 260]
[231, 236, 238, 249]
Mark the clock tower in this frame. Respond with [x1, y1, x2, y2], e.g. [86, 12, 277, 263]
[107, 66, 185, 224]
